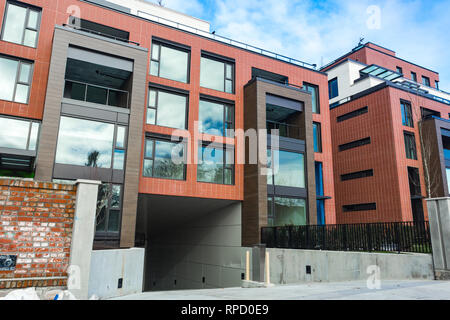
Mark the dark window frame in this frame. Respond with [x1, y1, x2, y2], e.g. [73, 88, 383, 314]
[411, 71, 417, 82]
[341, 169, 374, 181]
[337, 106, 368, 123]
[1, 0, 42, 48]
[303, 82, 320, 114]
[95, 183, 123, 239]
[267, 195, 309, 226]
[421, 107, 441, 120]
[404, 131, 418, 160]
[401, 100, 414, 127]
[200, 52, 235, 94]
[199, 96, 235, 138]
[0, 54, 34, 104]
[422, 76, 431, 87]
[338, 137, 371, 152]
[343, 203, 377, 212]
[147, 85, 189, 130]
[313, 122, 322, 153]
[143, 135, 187, 181]
[396, 66, 403, 75]
[197, 141, 235, 186]
[54, 115, 128, 171]
[328, 77, 339, 99]
[150, 39, 191, 84]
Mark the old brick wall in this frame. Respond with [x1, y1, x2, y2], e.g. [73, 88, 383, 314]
[0, 179, 77, 289]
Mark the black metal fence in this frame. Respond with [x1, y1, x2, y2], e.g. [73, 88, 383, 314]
[261, 221, 432, 254]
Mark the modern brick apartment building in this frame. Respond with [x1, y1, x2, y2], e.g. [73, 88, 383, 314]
[0, 0, 335, 290]
[322, 42, 450, 224]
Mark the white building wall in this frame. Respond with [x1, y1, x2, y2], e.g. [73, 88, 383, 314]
[105, 0, 210, 32]
[328, 60, 384, 105]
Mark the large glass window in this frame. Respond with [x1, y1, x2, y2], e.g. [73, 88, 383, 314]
[404, 131, 417, 160]
[199, 99, 234, 137]
[313, 122, 322, 153]
[0, 117, 39, 150]
[147, 88, 187, 129]
[143, 138, 186, 180]
[96, 183, 122, 237]
[198, 143, 234, 185]
[1, 1, 41, 48]
[315, 162, 325, 226]
[0, 55, 33, 103]
[401, 100, 413, 127]
[328, 78, 339, 99]
[55, 117, 116, 168]
[267, 197, 307, 227]
[303, 83, 319, 114]
[200, 56, 234, 93]
[150, 41, 189, 83]
[267, 149, 305, 188]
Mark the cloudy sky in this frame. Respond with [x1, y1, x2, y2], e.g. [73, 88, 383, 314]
[148, 0, 450, 92]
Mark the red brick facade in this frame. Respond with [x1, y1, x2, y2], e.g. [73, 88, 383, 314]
[0, 179, 76, 289]
[331, 85, 449, 224]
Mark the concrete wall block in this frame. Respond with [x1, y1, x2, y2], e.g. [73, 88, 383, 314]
[88, 248, 145, 299]
[427, 198, 450, 272]
[268, 249, 433, 285]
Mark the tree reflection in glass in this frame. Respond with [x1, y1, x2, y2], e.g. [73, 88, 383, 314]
[55, 117, 115, 168]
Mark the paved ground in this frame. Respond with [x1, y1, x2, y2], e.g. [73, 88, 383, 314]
[112, 280, 450, 300]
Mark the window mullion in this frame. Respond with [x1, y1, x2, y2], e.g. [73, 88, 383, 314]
[21, 7, 30, 45]
[12, 59, 21, 102]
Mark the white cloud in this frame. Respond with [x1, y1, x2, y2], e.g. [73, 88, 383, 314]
[209, 0, 450, 91]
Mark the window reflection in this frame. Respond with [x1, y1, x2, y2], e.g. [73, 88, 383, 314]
[200, 57, 234, 93]
[2, 2, 40, 48]
[55, 117, 115, 168]
[143, 138, 185, 180]
[0, 57, 19, 102]
[150, 42, 189, 83]
[268, 149, 305, 188]
[2, 3, 27, 44]
[0, 117, 30, 149]
[268, 197, 307, 226]
[147, 89, 187, 130]
[199, 100, 234, 137]
[198, 144, 234, 185]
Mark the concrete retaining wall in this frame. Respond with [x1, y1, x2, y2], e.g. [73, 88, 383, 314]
[267, 248, 434, 284]
[88, 248, 145, 299]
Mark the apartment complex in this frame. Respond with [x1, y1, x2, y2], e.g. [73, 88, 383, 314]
[322, 42, 450, 224]
[0, 0, 335, 289]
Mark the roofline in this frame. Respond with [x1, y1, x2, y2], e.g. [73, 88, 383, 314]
[80, 0, 327, 76]
[331, 81, 450, 110]
[131, 0, 211, 25]
[321, 42, 440, 76]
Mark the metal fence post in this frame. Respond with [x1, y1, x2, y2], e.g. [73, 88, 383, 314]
[367, 224, 372, 252]
[395, 223, 401, 253]
[343, 225, 348, 251]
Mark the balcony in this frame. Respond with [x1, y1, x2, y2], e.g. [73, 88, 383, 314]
[64, 80, 129, 109]
[64, 56, 132, 109]
[267, 120, 302, 140]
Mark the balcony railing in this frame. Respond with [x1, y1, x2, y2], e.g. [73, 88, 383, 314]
[267, 120, 302, 140]
[64, 80, 130, 109]
[63, 23, 140, 46]
[136, 11, 316, 70]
